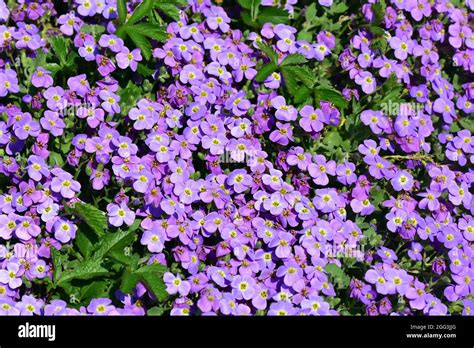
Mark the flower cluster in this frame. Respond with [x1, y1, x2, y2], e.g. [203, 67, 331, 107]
[0, 0, 472, 316]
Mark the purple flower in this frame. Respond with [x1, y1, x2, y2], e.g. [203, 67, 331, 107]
[299, 105, 326, 133]
[433, 98, 456, 123]
[355, 71, 376, 94]
[389, 36, 414, 60]
[31, 67, 53, 88]
[53, 219, 77, 243]
[27, 155, 49, 182]
[40, 111, 65, 137]
[107, 203, 135, 227]
[99, 90, 120, 114]
[0, 262, 22, 289]
[231, 275, 256, 300]
[164, 272, 191, 296]
[116, 47, 142, 71]
[391, 170, 414, 191]
[141, 228, 166, 253]
[87, 298, 114, 316]
[269, 231, 294, 258]
[360, 110, 389, 134]
[50, 168, 81, 199]
[16, 295, 43, 315]
[271, 96, 297, 121]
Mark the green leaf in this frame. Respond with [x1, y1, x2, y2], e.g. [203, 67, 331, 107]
[108, 249, 139, 268]
[254, 62, 278, 83]
[372, 0, 387, 25]
[127, 31, 152, 60]
[134, 263, 168, 301]
[137, 63, 155, 77]
[257, 7, 289, 25]
[128, 0, 154, 25]
[48, 151, 64, 167]
[120, 271, 141, 293]
[297, 29, 313, 42]
[291, 66, 314, 89]
[80, 280, 109, 302]
[80, 24, 107, 36]
[238, 0, 252, 9]
[147, 306, 165, 316]
[74, 226, 97, 259]
[328, 2, 348, 14]
[305, 3, 316, 22]
[57, 259, 110, 285]
[155, 3, 180, 21]
[42, 63, 61, 76]
[280, 53, 307, 66]
[134, 263, 168, 276]
[49, 36, 69, 65]
[294, 86, 311, 104]
[323, 129, 344, 149]
[315, 87, 348, 109]
[51, 248, 62, 283]
[325, 263, 350, 288]
[459, 117, 474, 132]
[92, 219, 141, 260]
[69, 202, 108, 237]
[366, 25, 385, 37]
[240, 11, 259, 29]
[127, 23, 167, 42]
[281, 67, 298, 95]
[118, 80, 143, 114]
[257, 42, 279, 63]
[117, 0, 127, 23]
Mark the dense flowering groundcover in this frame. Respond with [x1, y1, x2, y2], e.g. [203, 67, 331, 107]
[0, 0, 472, 316]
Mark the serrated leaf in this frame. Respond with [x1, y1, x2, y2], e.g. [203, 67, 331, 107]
[459, 118, 474, 132]
[372, 0, 386, 25]
[51, 248, 62, 283]
[254, 62, 278, 83]
[328, 2, 348, 14]
[80, 280, 109, 302]
[49, 36, 68, 65]
[155, 3, 180, 21]
[118, 80, 143, 114]
[257, 7, 289, 25]
[92, 218, 141, 260]
[315, 87, 348, 109]
[48, 151, 64, 167]
[134, 263, 168, 301]
[57, 259, 110, 285]
[127, 31, 152, 60]
[281, 67, 298, 95]
[280, 53, 308, 66]
[137, 63, 155, 77]
[127, 23, 167, 42]
[74, 226, 97, 259]
[257, 42, 279, 63]
[291, 66, 314, 88]
[109, 249, 139, 268]
[128, 0, 153, 25]
[305, 3, 316, 21]
[147, 306, 165, 316]
[294, 86, 311, 104]
[80, 24, 107, 36]
[325, 263, 350, 288]
[117, 0, 127, 23]
[120, 270, 141, 293]
[70, 202, 108, 237]
[42, 63, 61, 76]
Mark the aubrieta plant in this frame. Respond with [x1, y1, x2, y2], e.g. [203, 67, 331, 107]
[0, 0, 472, 316]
